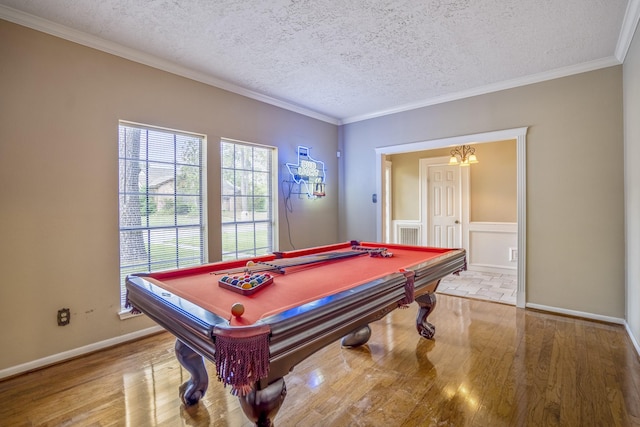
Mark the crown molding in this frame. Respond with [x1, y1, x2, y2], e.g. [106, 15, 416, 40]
[341, 56, 621, 124]
[2, 3, 636, 127]
[0, 5, 341, 126]
[615, 0, 640, 62]
[344, 0, 638, 124]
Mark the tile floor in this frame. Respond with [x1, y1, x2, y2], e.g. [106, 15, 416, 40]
[437, 270, 517, 305]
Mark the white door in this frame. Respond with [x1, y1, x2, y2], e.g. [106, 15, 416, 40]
[428, 165, 461, 248]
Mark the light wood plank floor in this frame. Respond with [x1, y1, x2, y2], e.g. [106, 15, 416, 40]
[2, 295, 640, 426]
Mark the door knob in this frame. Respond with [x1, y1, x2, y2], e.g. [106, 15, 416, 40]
[455, 220, 460, 224]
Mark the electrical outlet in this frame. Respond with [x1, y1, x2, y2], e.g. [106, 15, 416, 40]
[57, 308, 70, 326]
[509, 248, 518, 262]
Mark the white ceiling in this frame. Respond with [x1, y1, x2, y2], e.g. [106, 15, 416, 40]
[1, 1, 638, 124]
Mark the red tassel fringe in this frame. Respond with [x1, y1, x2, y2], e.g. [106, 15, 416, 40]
[214, 330, 270, 396]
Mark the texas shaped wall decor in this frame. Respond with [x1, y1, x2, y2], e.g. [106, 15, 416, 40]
[285, 146, 326, 198]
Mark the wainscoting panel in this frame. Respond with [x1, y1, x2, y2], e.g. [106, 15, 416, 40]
[468, 222, 517, 273]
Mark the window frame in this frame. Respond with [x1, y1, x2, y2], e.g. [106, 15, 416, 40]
[118, 121, 208, 316]
[220, 138, 278, 260]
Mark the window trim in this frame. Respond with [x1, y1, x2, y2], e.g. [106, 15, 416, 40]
[220, 138, 278, 260]
[118, 120, 208, 317]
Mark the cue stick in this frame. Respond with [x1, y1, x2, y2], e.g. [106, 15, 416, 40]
[210, 245, 390, 276]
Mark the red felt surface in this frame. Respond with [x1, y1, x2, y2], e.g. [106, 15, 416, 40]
[146, 242, 453, 326]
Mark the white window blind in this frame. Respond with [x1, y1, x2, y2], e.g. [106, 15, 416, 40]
[221, 139, 276, 260]
[118, 122, 206, 309]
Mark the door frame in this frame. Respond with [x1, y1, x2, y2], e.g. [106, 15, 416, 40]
[383, 160, 392, 243]
[374, 127, 527, 308]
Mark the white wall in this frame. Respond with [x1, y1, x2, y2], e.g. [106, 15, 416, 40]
[623, 23, 640, 353]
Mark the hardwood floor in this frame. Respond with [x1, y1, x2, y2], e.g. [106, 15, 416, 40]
[2, 295, 640, 426]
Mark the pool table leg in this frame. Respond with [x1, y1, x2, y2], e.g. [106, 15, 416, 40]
[415, 292, 438, 339]
[238, 378, 287, 427]
[341, 325, 372, 347]
[175, 339, 209, 406]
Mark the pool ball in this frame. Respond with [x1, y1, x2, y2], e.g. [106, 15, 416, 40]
[231, 302, 245, 317]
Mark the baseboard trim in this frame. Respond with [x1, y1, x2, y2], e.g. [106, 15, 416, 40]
[525, 303, 625, 325]
[527, 303, 639, 358]
[0, 325, 164, 380]
[625, 322, 640, 358]
[467, 265, 517, 275]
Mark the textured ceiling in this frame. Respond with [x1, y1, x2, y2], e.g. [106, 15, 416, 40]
[0, 0, 636, 123]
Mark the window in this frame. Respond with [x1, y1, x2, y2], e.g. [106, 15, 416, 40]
[118, 122, 206, 310]
[221, 139, 277, 260]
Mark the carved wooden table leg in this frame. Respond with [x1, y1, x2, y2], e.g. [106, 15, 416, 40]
[415, 292, 438, 339]
[175, 339, 209, 406]
[238, 378, 287, 427]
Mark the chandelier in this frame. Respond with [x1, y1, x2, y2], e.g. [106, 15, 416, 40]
[449, 145, 479, 166]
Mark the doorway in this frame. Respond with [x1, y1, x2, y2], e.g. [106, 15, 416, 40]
[420, 157, 465, 248]
[420, 150, 517, 305]
[375, 127, 527, 308]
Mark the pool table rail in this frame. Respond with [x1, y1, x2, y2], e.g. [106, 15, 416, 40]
[126, 270, 412, 385]
[410, 248, 467, 294]
[258, 271, 410, 383]
[126, 276, 223, 364]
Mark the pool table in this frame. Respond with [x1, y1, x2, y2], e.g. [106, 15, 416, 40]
[125, 241, 465, 426]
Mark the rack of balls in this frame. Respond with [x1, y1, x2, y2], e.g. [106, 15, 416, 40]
[218, 273, 274, 295]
